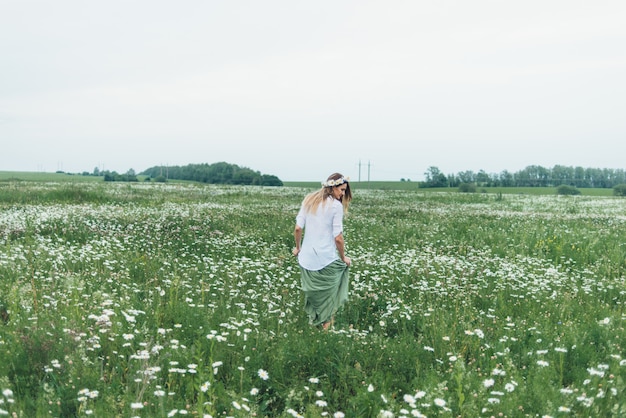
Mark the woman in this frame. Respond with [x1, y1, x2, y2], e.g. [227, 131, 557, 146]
[293, 172, 353, 330]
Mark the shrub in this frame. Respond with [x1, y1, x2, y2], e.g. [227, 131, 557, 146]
[458, 183, 477, 193]
[613, 184, 626, 196]
[556, 184, 581, 195]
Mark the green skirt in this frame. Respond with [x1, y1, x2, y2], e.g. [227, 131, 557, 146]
[300, 259, 350, 326]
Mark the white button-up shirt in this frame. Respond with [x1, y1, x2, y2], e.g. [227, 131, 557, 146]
[296, 197, 344, 271]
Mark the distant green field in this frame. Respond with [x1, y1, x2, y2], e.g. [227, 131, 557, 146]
[0, 171, 103, 182]
[0, 172, 616, 195]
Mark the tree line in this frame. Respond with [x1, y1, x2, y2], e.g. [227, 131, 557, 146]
[420, 165, 626, 189]
[140, 162, 283, 186]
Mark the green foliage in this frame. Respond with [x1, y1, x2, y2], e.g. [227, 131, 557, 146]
[103, 170, 138, 182]
[140, 162, 283, 186]
[556, 184, 581, 195]
[613, 183, 626, 196]
[458, 182, 477, 193]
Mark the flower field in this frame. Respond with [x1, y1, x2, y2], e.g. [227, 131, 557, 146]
[0, 182, 625, 417]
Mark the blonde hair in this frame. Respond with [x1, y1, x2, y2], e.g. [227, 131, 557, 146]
[302, 172, 352, 214]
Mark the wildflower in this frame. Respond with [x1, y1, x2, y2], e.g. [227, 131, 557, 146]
[316, 391, 324, 397]
[258, 369, 269, 380]
[483, 379, 495, 388]
[232, 401, 241, 410]
[368, 384, 375, 392]
[587, 368, 605, 377]
[309, 377, 320, 384]
[558, 406, 571, 412]
[130, 402, 144, 409]
[423, 346, 434, 352]
[505, 383, 516, 392]
[2, 390, 13, 398]
[334, 413, 345, 418]
[154, 390, 166, 397]
[200, 382, 210, 393]
[315, 400, 328, 407]
[250, 388, 259, 396]
[434, 398, 446, 407]
[537, 360, 549, 367]
[492, 368, 506, 376]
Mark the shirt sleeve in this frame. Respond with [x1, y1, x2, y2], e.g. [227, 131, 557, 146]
[296, 205, 306, 228]
[331, 201, 343, 237]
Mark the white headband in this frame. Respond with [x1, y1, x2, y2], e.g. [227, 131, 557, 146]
[322, 176, 349, 187]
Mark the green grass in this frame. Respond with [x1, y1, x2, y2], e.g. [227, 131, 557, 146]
[0, 182, 625, 417]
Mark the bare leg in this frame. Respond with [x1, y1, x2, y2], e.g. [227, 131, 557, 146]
[322, 317, 334, 331]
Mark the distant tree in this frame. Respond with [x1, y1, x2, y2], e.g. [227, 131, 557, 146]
[457, 170, 475, 184]
[423, 166, 448, 188]
[613, 184, 626, 197]
[260, 175, 283, 186]
[140, 162, 282, 186]
[233, 168, 258, 185]
[499, 170, 514, 187]
[93, 167, 100, 176]
[476, 170, 490, 187]
[447, 174, 459, 187]
[102, 170, 138, 182]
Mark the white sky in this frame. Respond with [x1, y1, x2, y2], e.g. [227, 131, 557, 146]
[1, 0, 625, 181]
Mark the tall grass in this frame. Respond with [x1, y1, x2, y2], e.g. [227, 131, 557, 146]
[0, 183, 625, 417]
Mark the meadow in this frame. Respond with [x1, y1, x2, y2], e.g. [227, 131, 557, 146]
[0, 180, 625, 417]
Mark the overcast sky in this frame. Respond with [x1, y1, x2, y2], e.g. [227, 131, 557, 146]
[1, 1, 625, 181]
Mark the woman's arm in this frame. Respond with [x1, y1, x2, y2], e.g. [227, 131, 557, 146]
[334, 233, 351, 266]
[293, 225, 302, 256]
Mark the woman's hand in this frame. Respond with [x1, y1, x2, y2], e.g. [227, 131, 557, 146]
[343, 256, 351, 266]
[292, 248, 301, 257]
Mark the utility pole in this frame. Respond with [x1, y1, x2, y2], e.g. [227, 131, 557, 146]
[358, 160, 362, 182]
[368, 160, 371, 184]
